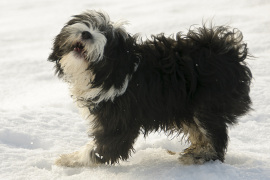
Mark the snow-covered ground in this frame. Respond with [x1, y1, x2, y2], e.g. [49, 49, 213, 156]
[0, 0, 270, 179]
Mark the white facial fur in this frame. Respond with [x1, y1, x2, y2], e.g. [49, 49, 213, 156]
[62, 23, 107, 62]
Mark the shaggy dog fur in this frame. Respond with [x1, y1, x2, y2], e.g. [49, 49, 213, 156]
[48, 10, 252, 167]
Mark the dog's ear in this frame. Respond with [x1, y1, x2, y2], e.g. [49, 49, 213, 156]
[48, 34, 65, 77]
[91, 29, 139, 90]
[48, 33, 64, 62]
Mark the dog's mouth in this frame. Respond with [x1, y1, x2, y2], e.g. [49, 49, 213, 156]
[73, 42, 87, 59]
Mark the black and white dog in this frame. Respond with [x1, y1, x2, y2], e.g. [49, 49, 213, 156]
[48, 10, 252, 167]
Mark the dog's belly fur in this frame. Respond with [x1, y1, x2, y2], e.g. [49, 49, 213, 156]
[48, 11, 252, 167]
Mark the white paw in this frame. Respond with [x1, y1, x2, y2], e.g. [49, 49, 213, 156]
[55, 142, 97, 167]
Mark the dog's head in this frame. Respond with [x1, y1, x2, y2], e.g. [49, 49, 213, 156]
[48, 10, 129, 79]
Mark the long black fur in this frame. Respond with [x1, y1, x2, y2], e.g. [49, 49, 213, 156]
[49, 14, 252, 165]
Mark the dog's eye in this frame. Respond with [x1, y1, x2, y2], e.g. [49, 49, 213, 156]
[82, 31, 93, 40]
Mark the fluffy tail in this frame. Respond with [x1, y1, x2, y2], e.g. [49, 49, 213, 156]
[187, 25, 249, 61]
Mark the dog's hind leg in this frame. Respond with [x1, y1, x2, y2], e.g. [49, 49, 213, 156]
[178, 116, 227, 165]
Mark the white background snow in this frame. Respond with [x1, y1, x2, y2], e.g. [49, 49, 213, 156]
[0, 0, 270, 179]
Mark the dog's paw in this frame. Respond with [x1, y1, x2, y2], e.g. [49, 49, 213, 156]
[178, 146, 218, 165]
[178, 151, 219, 165]
[55, 151, 82, 167]
[178, 152, 206, 165]
[55, 142, 97, 167]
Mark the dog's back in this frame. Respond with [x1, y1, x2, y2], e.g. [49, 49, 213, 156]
[130, 25, 252, 127]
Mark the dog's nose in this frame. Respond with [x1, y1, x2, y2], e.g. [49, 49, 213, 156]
[82, 31, 92, 40]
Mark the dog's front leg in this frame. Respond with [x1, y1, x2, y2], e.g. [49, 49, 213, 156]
[55, 126, 140, 167]
[90, 125, 141, 165]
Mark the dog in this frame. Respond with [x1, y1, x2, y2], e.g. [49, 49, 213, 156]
[48, 10, 252, 167]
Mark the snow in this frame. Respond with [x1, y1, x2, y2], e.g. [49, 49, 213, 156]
[0, 0, 270, 179]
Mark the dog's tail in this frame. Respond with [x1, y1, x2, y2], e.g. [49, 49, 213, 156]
[187, 25, 249, 61]
[183, 25, 252, 122]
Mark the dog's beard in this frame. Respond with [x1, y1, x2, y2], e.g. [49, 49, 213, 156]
[60, 52, 90, 81]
